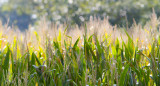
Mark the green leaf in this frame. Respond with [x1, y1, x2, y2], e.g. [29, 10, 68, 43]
[3, 47, 10, 71]
[33, 52, 41, 65]
[73, 37, 80, 49]
[119, 63, 130, 86]
[31, 52, 36, 66]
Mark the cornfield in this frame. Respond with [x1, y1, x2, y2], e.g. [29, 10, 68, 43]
[0, 12, 160, 86]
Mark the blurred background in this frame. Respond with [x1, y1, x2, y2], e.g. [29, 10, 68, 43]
[0, 0, 160, 30]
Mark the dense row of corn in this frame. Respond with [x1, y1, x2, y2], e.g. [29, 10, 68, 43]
[0, 12, 160, 86]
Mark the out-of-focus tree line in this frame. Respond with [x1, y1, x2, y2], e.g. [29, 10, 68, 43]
[0, 0, 160, 30]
